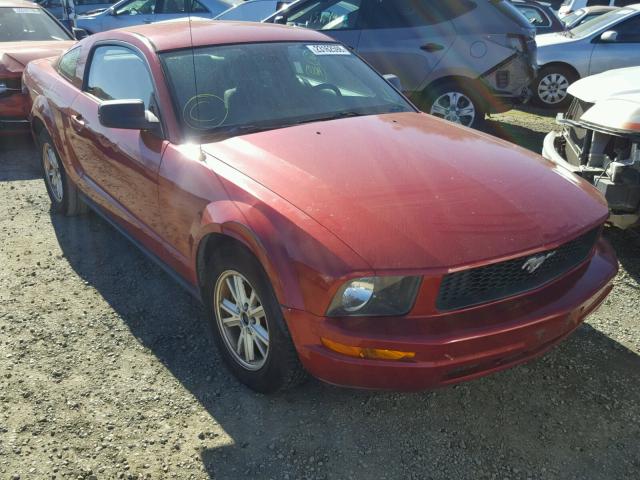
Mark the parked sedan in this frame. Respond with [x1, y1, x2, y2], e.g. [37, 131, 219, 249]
[560, 5, 617, 29]
[35, 0, 119, 20]
[75, 0, 234, 34]
[0, 0, 74, 135]
[25, 20, 617, 393]
[214, 0, 289, 21]
[535, 4, 640, 107]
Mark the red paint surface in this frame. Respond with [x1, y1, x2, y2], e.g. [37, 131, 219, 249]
[24, 23, 618, 390]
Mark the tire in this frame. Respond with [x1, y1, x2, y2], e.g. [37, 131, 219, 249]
[37, 130, 87, 216]
[423, 82, 485, 130]
[534, 65, 577, 109]
[203, 245, 308, 393]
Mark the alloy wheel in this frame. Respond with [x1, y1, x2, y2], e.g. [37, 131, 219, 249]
[42, 142, 64, 202]
[430, 91, 476, 127]
[537, 73, 570, 105]
[214, 270, 270, 371]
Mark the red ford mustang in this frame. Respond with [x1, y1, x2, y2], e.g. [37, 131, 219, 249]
[24, 20, 618, 393]
[0, 0, 74, 134]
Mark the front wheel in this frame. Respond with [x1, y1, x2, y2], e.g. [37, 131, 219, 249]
[204, 246, 308, 393]
[534, 66, 577, 109]
[424, 83, 485, 130]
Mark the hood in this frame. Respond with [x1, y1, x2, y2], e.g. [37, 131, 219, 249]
[579, 93, 640, 134]
[568, 67, 640, 103]
[0, 41, 74, 73]
[535, 31, 575, 48]
[202, 113, 608, 270]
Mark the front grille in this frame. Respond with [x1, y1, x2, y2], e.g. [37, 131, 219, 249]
[563, 98, 595, 166]
[436, 228, 600, 311]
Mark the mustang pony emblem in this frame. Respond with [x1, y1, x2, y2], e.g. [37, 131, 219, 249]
[522, 251, 556, 274]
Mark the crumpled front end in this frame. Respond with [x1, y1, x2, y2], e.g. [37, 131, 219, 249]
[0, 55, 30, 134]
[542, 89, 640, 229]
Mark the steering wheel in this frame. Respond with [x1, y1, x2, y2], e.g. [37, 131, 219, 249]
[312, 83, 342, 97]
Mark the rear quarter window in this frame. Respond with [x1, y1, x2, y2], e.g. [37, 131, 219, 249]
[57, 47, 82, 88]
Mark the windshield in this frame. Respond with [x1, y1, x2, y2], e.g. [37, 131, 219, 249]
[160, 42, 413, 139]
[569, 8, 633, 38]
[0, 7, 71, 42]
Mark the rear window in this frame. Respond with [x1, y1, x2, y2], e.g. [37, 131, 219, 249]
[490, 0, 532, 29]
[0, 7, 72, 42]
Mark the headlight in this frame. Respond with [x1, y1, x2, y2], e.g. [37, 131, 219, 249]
[327, 276, 421, 317]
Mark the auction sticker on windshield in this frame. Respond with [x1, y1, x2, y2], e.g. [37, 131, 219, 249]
[306, 44, 351, 56]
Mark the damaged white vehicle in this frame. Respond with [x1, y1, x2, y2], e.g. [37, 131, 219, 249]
[542, 67, 640, 229]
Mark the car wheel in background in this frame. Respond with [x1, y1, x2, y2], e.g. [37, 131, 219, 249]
[534, 65, 577, 108]
[424, 82, 485, 130]
[204, 245, 308, 393]
[38, 130, 87, 216]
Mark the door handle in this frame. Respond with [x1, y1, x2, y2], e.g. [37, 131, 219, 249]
[421, 43, 444, 53]
[70, 114, 85, 132]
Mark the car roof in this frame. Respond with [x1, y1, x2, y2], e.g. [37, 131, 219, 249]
[0, 0, 41, 7]
[108, 18, 334, 52]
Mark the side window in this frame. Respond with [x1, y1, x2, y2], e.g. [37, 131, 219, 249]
[86, 46, 155, 110]
[57, 47, 81, 85]
[116, 0, 157, 15]
[616, 0, 640, 5]
[586, 0, 610, 6]
[359, 0, 477, 29]
[159, 0, 208, 14]
[516, 6, 550, 27]
[286, 0, 362, 30]
[614, 13, 640, 42]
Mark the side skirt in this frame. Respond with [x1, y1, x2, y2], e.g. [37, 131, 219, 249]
[80, 193, 203, 303]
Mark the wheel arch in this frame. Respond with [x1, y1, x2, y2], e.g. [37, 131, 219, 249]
[538, 62, 580, 81]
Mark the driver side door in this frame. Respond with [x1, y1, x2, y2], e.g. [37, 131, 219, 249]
[589, 12, 640, 74]
[66, 44, 168, 245]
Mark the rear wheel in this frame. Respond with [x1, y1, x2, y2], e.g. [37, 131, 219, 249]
[534, 65, 577, 109]
[204, 245, 308, 393]
[38, 130, 86, 216]
[424, 82, 485, 130]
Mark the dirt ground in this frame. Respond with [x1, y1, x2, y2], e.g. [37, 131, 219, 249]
[1, 109, 639, 480]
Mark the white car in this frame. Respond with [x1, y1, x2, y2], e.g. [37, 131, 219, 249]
[535, 4, 640, 108]
[558, 0, 636, 17]
[542, 67, 640, 229]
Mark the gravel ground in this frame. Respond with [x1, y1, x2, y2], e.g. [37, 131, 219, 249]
[1, 109, 639, 480]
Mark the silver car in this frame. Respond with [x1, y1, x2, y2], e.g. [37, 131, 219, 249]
[215, 0, 290, 20]
[264, 0, 537, 129]
[76, 0, 234, 34]
[535, 4, 640, 107]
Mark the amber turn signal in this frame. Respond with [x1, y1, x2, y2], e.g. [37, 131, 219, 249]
[321, 338, 416, 361]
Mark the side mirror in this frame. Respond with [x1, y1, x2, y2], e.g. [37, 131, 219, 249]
[72, 27, 89, 40]
[273, 14, 287, 24]
[599, 30, 618, 42]
[98, 100, 160, 131]
[383, 74, 402, 92]
[108, 7, 117, 16]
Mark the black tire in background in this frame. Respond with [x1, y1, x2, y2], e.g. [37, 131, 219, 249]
[534, 65, 578, 109]
[423, 81, 486, 130]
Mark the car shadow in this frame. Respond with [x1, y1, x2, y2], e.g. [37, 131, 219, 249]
[0, 133, 40, 181]
[605, 227, 640, 284]
[484, 118, 547, 153]
[50, 210, 640, 480]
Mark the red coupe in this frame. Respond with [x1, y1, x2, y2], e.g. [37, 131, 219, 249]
[0, 0, 74, 134]
[24, 20, 618, 393]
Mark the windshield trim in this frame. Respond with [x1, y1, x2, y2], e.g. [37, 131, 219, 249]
[158, 40, 417, 143]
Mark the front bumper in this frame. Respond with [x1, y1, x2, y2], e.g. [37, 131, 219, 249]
[285, 238, 617, 391]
